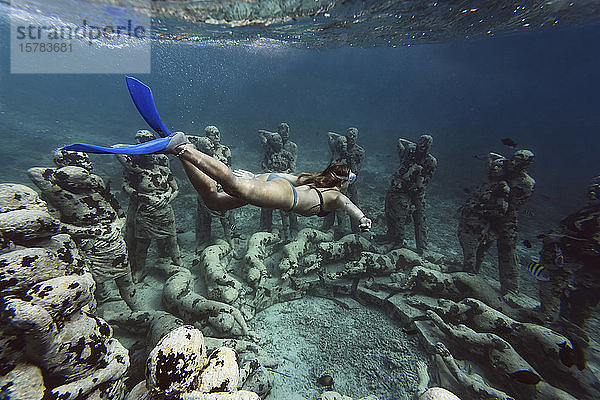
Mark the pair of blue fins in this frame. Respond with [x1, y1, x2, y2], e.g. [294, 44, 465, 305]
[62, 77, 179, 155]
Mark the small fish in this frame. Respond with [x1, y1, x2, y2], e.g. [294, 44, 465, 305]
[561, 328, 587, 371]
[508, 370, 542, 385]
[317, 374, 334, 387]
[264, 367, 293, 378]
[521, 259, 551, 281]
[522, 209, 535, 217]
[402, 327, 419, 335]
[463, 188, 472, 194]
[522, 239, 532, 248]
[558, 341, 577, 368]
[473, 154, 488, 161]
[501, 138, 518, 147]
[554, 244, 564, 265]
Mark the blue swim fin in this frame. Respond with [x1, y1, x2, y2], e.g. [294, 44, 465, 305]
[125, 76, 172, 137]
[61, 137, 172, 155]
[60, 77, 176, 155]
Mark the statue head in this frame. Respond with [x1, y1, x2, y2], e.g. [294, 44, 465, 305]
[509, 149, 535, 172]
[53, 150, 93, 171]
[277, 123, 290, 142]
[588, 175, 600, 205]
[346, 127, 358, 147]
[486, 152, 507, 180]
[204, 125, 221, 145]
[269, 133, 283, 151]
[398, 139, 416, 160]
[336, 136, 348, 154]
[135, 129, 156, 144]
[416, 134, 433, 156]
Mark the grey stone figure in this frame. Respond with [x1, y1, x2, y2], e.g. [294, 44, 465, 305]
[458, 153, 511, 274]
[385, 134, 437, 254]
[538, 175, 599, 330]
[189, 125, 238, 249]
[458, 150, 535, 298]
[258, 122, 299, 240]
[27, 150, 142, 311]
[322, 127, 365, 236]
[115, 129, 182, 282]
[0, 183, 130, 400]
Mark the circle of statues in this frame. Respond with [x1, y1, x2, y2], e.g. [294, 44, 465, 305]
[1, 122, 598, 400]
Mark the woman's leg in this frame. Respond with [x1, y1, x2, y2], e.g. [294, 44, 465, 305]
[180, 158, 246, 211]
[177, 145, 293, 210]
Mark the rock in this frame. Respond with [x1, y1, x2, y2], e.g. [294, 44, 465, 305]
[419, 387, 461, 400]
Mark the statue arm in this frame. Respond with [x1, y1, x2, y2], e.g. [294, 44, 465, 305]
[59, 221, 95, 238]
[327, 132, 340, 151]
[168, 175, 179, 201]
[258, 130, 271, 147]
[122, 180, 135, 197]
[354, 148, 366, 171]
[224, 147, 232, 167]
[113, 153, 130, 167]
[27, 167, 60, 194]
[397, 138, 414, 160]
[289, 145, 298, 172]
[421, 157, 437, 186]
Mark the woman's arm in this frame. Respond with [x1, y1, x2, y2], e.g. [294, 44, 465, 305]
[335, 193, 372, 231]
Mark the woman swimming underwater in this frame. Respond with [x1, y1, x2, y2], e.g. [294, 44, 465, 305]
[60, 77, 371, 231]
[171, 133, 371, 231]
[63, 131, 371, 232]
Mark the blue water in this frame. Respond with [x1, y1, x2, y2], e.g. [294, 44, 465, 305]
[2, 19, 599, 216]
[2, 3, 600, 400]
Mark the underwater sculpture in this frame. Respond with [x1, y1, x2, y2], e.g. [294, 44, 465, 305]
[537, 175, 600, 332]
[189, 125, 239, 248]
[384, 134, 437, 254]
[0, 183, 129, 400]
[323, 128, 365, 236]
[458, 152, 510, 275]
[27, 150, 142, 311]
[229, 217, 594, 399]
[458, 150, 535, 299]
[116, 129, 182, 281]
[258, 123, 299, 241]
[125, 325, 262, 400]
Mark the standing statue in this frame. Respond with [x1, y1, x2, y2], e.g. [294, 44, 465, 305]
[384, 134, 437, 254]
[458, 153, 511, 274]
[258, 122, 299, 240]
[323, 127, 365, 236]
[115, 129, 182, 282]
[27, 150, 141, 310]
[537, 175, 600, 330]
[189, 126, 238, 249]
[458, 150, 535, 298]
[499, 149, 536, 297]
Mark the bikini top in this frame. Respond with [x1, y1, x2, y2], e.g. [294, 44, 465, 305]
[308, 185, 339, 217]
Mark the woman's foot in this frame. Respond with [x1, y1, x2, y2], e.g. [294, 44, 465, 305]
[161, 131, 191, 154]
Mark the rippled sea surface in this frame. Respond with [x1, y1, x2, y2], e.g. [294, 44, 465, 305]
[5, 0, 600, 47]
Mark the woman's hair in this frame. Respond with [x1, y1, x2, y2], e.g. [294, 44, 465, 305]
[295, 163, 351, 188]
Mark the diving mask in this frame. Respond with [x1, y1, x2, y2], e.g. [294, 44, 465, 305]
[332, 170, 357, 185]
